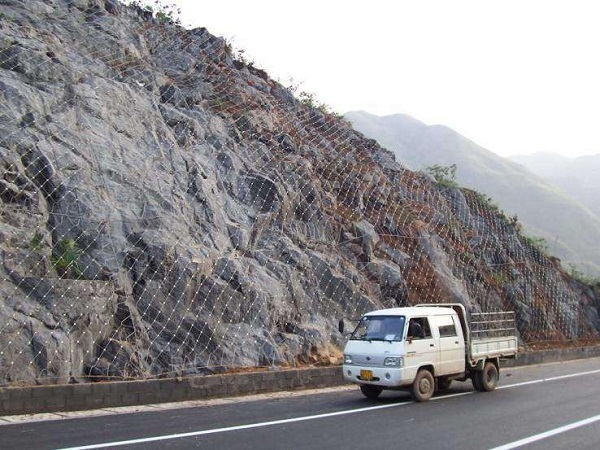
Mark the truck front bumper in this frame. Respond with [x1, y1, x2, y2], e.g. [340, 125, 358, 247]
[342, 364, 408, 387]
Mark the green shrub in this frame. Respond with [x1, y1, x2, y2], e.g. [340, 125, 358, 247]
[52, 238, 83, 278]
[128, 0, 181, 25]
[508, 214, 521, 230]
[29, 232, 44, 251]
[566, 263, 599, 286]
[285, 79, 343, 118]
[522, 235, 548, 252]
[490, 271, 508, 285]
[425, 164, 458, 187]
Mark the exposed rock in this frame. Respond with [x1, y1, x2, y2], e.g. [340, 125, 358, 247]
[0, 0, 598, 385]
[353, 220, 379, 262]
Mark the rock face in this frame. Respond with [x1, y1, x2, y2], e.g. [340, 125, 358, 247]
[345, 111, 600, 278]
[0, 1, 598, 385]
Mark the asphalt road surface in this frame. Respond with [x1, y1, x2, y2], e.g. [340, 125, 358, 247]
[2, 357, 600, 450]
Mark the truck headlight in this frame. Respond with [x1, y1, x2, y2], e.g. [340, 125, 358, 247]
[383, 357, 403, 367]
[344, 354, 353, 364]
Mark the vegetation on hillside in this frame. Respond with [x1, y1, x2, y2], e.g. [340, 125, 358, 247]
[424, 164, 458, 187]
[127, 0, 181, 25]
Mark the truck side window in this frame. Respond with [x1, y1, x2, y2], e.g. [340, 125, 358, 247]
[407, 318, 432, 339]
[437, 315, 458, 337]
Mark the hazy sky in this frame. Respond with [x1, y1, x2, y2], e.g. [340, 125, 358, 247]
[168, 0, 599, 158]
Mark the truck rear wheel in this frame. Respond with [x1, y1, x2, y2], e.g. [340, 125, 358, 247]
[360, 384, 382, 399]
[411, 369, 435, 402]
[474, 361, 498, 392]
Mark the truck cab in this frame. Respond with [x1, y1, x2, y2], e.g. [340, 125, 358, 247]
[341, 304, 517, 401]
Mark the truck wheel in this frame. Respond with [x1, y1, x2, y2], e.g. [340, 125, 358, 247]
[360, 384, 382, 399]
[411, 369, 435, 402]
[480, 361, 499, 391]
[473, 361, 498, 392]
[437, 377, 452, 391]
[472, 374, 483, 391]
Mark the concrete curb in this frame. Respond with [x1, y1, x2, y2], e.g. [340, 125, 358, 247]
[1, 345, 599, 416]
[503, 344, 600, 367]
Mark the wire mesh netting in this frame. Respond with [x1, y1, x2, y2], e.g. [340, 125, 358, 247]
[470, 312, 516, 340]
[0, 0, 598, 386]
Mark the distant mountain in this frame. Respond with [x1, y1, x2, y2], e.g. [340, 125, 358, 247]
[346, 111, 600, 277]
[510, 152, 600, 217]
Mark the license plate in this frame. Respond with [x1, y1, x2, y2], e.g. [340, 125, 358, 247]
[360, 370, 373, 381]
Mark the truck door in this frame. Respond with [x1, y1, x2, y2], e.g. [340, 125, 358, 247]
[404, 317, 439, 380]
[433, 314, 465, 375]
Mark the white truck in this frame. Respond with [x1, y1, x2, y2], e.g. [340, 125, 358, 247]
[339, 303, 518, 402]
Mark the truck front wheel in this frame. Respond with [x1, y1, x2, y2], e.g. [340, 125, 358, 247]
[411, 369, 435, 402]
[360, 384, 382, 399]
[474, 361, 498, 392]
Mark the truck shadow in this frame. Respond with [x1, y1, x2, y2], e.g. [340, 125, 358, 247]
[347, 381, 478, 404]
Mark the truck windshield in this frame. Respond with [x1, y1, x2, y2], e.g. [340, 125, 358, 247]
[350, 316, 406, 342]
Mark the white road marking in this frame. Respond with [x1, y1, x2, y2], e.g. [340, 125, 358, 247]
[543, 368, 600, 381]
[56, 366, 600, 450]
[0, 385, 357, 425]
[489, 413, 600, 450]
[498, 368, 600, 389]
[57, 400, 415, 450]
[4, 359, 596, 426]
[497, 379, 544, 389]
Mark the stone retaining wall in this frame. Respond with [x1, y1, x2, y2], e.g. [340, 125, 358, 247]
[2, 346, 600, 416]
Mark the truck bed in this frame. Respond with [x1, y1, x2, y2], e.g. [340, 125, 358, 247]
[470, 335, 518, 362]
[468, 311, 518, 363]
[415, 304, 520, 364]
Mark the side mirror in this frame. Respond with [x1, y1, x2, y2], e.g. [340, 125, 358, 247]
[338, 319, 344, 334]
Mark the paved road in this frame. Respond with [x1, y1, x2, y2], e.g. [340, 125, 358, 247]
[2, 358, 600, 449]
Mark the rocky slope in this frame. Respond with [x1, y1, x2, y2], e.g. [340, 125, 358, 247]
[0, 0, 598, 385]
[346, 111, 600, 277]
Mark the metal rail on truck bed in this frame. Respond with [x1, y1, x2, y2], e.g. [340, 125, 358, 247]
[469, 311, 518, 362]
[416, 303, 518, 363]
